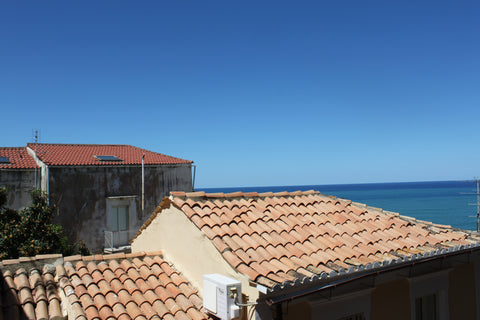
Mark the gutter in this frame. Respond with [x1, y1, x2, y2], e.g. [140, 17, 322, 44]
[40, 163, 192, 169]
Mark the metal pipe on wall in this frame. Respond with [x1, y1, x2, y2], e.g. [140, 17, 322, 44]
[142, 153, 145, 214]
[192, 165, 196, 191]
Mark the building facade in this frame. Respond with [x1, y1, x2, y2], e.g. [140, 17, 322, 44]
[0, 147, 39, 209]
[0, 144, 194, 251]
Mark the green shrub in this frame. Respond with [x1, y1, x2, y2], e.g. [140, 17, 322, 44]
[0, 188, 90, 259]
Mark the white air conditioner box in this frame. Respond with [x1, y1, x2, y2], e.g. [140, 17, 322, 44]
[203, 274, 241, 320]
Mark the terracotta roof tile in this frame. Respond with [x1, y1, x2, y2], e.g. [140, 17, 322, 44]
[0, 147, 38, 169]
[0, 265, 65, 320]
[222, 251, 244, 269]
[166, 190, 480, 291]
[25, 143, 192, 166]
[0, 253, 210, 320]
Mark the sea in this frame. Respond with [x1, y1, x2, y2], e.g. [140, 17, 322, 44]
[198, 180, 480, 232]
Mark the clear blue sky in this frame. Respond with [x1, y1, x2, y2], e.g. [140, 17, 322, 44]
[1, 1, 479, 188]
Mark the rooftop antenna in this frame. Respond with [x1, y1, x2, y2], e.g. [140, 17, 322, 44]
[462, 177, 480, 232]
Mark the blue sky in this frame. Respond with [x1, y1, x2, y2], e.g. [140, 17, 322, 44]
[1, 1, 479, 188]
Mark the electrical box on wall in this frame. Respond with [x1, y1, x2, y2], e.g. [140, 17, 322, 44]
[203, 274, 241, 320]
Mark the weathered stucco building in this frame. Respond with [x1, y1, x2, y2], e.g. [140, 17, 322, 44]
[0, 143, 194, 252]
[0, 147, 39, 209]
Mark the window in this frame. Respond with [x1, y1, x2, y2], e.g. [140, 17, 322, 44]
[409, 270, 449, 320]
[105, 196, 137, 249]
[110, 206, 128, 231]
[0, 156, 10, 164]
[95, 155, 122, 161]
[415, 293, 438, 320]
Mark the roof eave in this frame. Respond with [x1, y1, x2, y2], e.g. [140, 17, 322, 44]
[44, 162, 193, 168]
[0, 166, 38, 170]
[259, 242, 480, 304]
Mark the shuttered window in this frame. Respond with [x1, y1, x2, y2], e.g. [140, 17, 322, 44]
[110, 206, 128, 231]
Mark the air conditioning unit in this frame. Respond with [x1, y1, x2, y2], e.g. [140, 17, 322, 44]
[203, 274, 241, 320]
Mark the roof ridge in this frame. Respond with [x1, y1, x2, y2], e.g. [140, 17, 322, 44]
[169, 189, 320, 199]
[348, 200, 466, 231]
[0, 251, 164, 269]
[27, 143, 131, 147]
[131, 198, 173, 242]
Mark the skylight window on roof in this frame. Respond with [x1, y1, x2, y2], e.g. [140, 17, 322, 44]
[95, 155, 122, 161]
[0, 156, 10, 164]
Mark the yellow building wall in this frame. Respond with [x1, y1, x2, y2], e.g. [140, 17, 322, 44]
[449, 263, 477, 320]
[130, 203, 259, 301]
[371, 278, 411, 320]
[283, 301, 311, 320]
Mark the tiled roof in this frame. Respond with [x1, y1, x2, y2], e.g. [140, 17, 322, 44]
[166, 190, 480, 292]
[0, 252, 211, 320]
[0, 147, 38, 169]
[0, 256, 64, 319]
[26, 144, 193, 166]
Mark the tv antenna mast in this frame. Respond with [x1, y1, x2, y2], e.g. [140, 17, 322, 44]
[462, 177, 480, 232]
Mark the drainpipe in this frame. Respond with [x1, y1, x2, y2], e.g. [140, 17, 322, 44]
[45, 165, 49, 195]
[33, 130, 38, 189]
[141, 153, 145, 214]
[42, 164, 50, 205]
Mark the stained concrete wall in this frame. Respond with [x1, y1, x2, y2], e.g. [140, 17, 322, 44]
[47, 164, 192, 251]
[0, 169, 39, 209]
